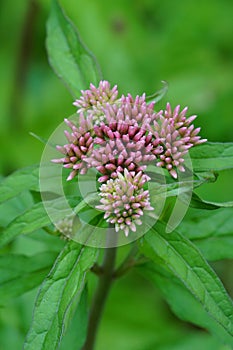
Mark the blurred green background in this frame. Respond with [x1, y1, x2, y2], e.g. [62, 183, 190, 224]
[1, 0, 233, 349]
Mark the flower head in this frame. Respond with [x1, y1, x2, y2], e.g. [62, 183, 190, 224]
[152, 103, 207, 178]
[73, 81, 118, 124]
[86, 120, 161, 182]
[96, 169, 153, 236]
[82, 93, 163, 181]
[52, 117, 93, 180]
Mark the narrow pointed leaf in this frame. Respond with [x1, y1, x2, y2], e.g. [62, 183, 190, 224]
[46, 0, 102, 97]
[0, 196, 81, 248]
[140, 221, 233, 345]
[190, 142, 233, 172]
[137, 262, 233, 346]
[24, 241, 98, 350]
[194, 235, 233, 261]
[190, 192, 233, 210]
[179, 208, 233, 240]
[0, 252, 58, 303]
[59, 288, 88, 350]
[0, 191, 33, 227]
[179, 208, 233, 260]
[0, 165, 39, 204]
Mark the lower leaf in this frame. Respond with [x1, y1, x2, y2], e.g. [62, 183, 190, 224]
[0, 252, 58, 303]
[137, 262, 233, 345]
[139, 221, 233, 346]
[24, 241, 98, 350]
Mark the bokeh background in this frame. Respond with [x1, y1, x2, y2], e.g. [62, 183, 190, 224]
[0, 0, 233, 349]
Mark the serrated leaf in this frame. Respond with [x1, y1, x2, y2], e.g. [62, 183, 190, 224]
[150, 179, 205, 206]
[190, 192, 233, 210]
[179, 208, 233, 260]
[0, 165, 39, 204]
[46, 0, 102, 98]
[179, 208, 233, 240]
[24, 241, 98, 350]
[0, 201, 49, 248]
[0, 162, 78, 206]
[0, 252, 57, 303]
[137, 262, 233, 346]
[139, 221, 233, 345]
[190, 142, 233, 172]
[148, 166, 216, 202]
[59, 287, 88, 350]
[194, 236, 233, 261]
[0, 196, 81, 248]
[0, 191, 33, 227]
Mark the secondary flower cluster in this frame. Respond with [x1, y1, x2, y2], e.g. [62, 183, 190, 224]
[96, 169, 153, 237]
[53, 81, 207, 236]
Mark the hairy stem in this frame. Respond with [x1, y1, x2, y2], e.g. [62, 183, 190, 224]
[82, 233, 117, 350]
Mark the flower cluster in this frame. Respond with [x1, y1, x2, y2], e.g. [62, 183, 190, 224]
[73, 80, 119, 125]
[53, 80, 207, 236]
[152, 103, 207, 178]
[96, 169, 153, 236]
[52, 116, 93, 180]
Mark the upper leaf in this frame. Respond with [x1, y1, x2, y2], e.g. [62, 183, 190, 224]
[24, 241, 98, 350]
[0, 165, 39, 204]
[190, 142, 233, 172]
[46, 0, 102, 98]
[179, 207, 233, 260]
[139, 221, 233, 345]
[0, 191, 33, 228]
[190, 192, 233, 210]
[0, 196, 81, 248]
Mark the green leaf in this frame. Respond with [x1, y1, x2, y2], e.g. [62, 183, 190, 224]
[148, 166, 216, 202]
[139, 221, 233, 345]
[46, 0, 102, 98]
[74, 192, 99, 214]
[190, 192, 233, 210]
[59, 287, 88, 350]
[0, 191, 33, 228]
[0, 196, 81, 248]
[137, 262, 233, 347]
[0, 165, 39, 204]
[0, 252, 57, 303]
[194, 236, 233, 261]
[179, 208, 233, 240]
[190, 142, 233, 172]
[179, 208, 233, 260]
[0, 162, 78, 206]
[0, 202, 49, 248]
[146, 81, 168, 104]
[24, 241, 98, 350]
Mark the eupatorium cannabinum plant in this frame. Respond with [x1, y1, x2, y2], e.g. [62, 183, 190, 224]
[0, 1, 233, 350]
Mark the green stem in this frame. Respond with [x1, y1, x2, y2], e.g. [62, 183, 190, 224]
[82, 233, 117, 350]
